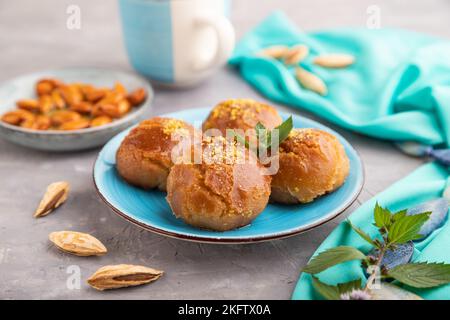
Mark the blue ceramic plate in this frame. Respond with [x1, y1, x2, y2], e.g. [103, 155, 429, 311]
[93, 108, 364, 243]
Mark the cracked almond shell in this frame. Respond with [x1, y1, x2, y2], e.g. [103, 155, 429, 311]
[87, 264, 164, 290]
[34, 181, 70, 217]
[49, 231, 107, 256]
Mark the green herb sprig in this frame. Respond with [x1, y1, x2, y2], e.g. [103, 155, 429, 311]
[302, 202, 450, 300]
[235, 116, 293, 156]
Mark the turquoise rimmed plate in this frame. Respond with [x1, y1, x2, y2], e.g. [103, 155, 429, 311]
[93, 108, 364, 243]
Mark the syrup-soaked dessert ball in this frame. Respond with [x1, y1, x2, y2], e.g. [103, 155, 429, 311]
[270, 128, 350, 204]
[166, 136, 271, 231]
[202, 99, 282, 135]
[116, 117, 196, 191]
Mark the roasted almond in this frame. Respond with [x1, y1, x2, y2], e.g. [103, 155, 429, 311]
[1, 78, 137, 132]
[60, 84, 83, 106]
[295, 67, 327, 96]
[70, 101, 93, 114]
[284, 45, 309, 65]
[36, 78, 64, 96]
[35, 115, 51, 130]
[98, 92, 124, 105]
[15, 110, 37, 128]
[1, 112, 22, 125]
[36, 80, 54, 96]
[16, 99, 40, 112]
[34, 181, 70, 217]
[92, 104, 112, 118]
[2, 110, 35, 125]
[51, 110, 82, 126]
[85, 88, 107, 103]
[116, 99, 131, 117]
[313, 53, 355, 68]
[78, 84, 93, 97]
[258, 45, 290, 59]
[87, 264, 163, 291]
[51, 89, 66, 109]
[127, 88, 147, 106]
[59, 118, 90, 130]
[114, 82, 127, 96]
[20, 118, 36, 129]
[92, 102, 129, 119]
[38, 95, 54, 113]
[17, 109, 36, 121]
[91, 115, 112, 127]
[49, 231, 107, 256]
[11, 109, 35, 123]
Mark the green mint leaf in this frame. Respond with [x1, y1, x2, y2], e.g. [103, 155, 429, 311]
[311, 276, 341, 300]
[265, 116, 293, 149]
[255, 122, 266, 131]
[239, 116, 294, 157]
[234, 132, 249, 148]
[255, 122, 267, 145]
[303, 246, 366, 274]
[311, 276, 362, 300]
[347, 220, 378, 247]
[374, 202, 392, 229]
[392, 209, 407, 222]
[274, 116, 293, 145]
[387, 212, 430, 244]
[265, 130, 272, 147]
[388, 262, 450, 288]
[337, 278, 362, 295]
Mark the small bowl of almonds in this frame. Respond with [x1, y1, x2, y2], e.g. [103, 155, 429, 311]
[0, 68, 153, 151]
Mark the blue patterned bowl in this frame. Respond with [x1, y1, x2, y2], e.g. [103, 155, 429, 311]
[93, 108, 364, 243]
[0, 68, 153, 151]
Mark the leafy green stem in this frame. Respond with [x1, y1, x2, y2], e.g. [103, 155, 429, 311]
[364, 246, 386, 292]
[304, 202, 450, 300]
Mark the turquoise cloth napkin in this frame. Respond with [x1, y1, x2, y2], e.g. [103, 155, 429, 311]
[293, 163, 450, 300]
[229, 12, 450, 299]
[229, 12, 450, 147]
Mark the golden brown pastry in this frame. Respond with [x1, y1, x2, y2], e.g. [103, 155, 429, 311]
[116, 117, 196, 191]
[166, 136, 271, 231]
[270, 128, 350, 204]
[202, 99, 282, 134]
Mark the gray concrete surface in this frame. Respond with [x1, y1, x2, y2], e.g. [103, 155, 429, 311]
[0, 0, 448, 299]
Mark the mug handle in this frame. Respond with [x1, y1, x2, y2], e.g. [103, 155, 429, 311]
[192, 14, 235, 71]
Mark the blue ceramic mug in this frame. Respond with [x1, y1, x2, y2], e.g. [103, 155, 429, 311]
[119, 0, 235, 87]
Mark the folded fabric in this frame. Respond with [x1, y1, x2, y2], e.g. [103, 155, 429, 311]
[229, 11, 450, 148]
[229, 11, 450, 299]
[292, 163, 450, 300]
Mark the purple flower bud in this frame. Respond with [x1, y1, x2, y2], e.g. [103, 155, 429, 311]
[340, 289, 372, 300]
